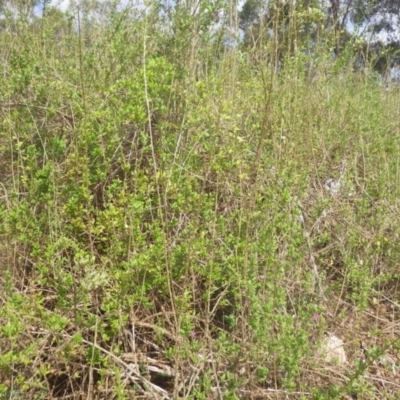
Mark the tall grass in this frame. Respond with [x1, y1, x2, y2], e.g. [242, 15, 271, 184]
[0, 2, 399, 399]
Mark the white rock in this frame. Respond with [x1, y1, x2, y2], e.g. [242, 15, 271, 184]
[324, 178, 341, 196]
[320, 333, 347, 364]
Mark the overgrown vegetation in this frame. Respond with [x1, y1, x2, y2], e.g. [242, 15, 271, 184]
[0, 0, 400, 399]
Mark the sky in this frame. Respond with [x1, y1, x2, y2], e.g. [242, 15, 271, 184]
[34, 0, 148, 16]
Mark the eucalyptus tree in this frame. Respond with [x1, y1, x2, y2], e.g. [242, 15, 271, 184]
[0, 0, 38, 19]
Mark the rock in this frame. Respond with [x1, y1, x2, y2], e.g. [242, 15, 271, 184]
[320, 332, 347, 364]
[324, 178, 341, 196]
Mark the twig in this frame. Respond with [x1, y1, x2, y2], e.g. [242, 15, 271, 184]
[62, 333, 170, 399]
[240, 388, 311, 396]
[300, 208, 327, 300]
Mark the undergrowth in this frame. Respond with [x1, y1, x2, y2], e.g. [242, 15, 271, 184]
[0, 2, 400, 399]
